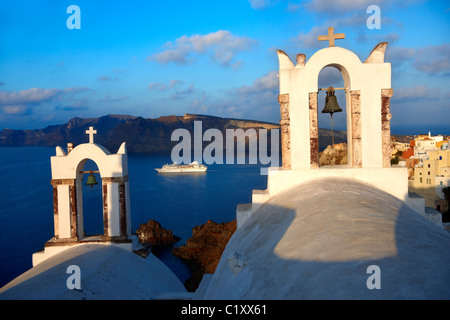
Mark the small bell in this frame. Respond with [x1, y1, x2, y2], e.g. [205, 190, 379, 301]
[321, 87, 343, 115]
[86, 170, 98, 189]
[321, 87, 342, 148]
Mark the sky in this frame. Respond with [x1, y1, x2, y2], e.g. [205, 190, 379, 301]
[0, 0, 449, 134]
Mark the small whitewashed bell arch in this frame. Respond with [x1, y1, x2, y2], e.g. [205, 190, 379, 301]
[236, 30, 410, 229]
[34, 127, 132, 266]
[277, 39, 393, 170]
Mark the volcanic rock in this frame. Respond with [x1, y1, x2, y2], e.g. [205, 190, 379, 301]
[136, 219, 180, 245]
[172, 219, 237, 291]
[319, 143, 348, 166]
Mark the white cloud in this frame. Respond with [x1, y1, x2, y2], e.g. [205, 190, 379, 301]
[63, 87, 93, 95]
[318, 67, 344, 88]
[292, 14, 368, 49]
[148, 82, 169, 91]
[235, 71, 278, 94]
[387, 43, 450, 76]
[189, 71, 280, 121]
[386, 46, 416, 64]
[292, 13, 402, 51]
[0, 88, 62, 109]
[99, 95, 129, 103]
[171, 83, 196, 100]
[393, 85, 443, 103]
[149, 30, 257, 69]
[2, 105, 28, 115]
[295, 25, 330, 49]
[248, 0, 271, 9]
[249, 0, 301, 10]
[304, 0, 421, 13]
[148, 80, 185, 91]
[286, 2, 301, 12]
[97, 75, 111, 81]
[414, 43, 450, 75]
[390, 84, 448, 128]
[55, 98, 90, 111]
[305, 0, 381, 13]
[0, 87, 93, 116]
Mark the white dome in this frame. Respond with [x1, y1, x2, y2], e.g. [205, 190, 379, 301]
[203, 177, 450, 300]
[0, 244, 186, 300]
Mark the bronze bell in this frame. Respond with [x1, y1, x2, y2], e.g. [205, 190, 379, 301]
[321, 87, 343, 115]
[86, 170, 98, 189]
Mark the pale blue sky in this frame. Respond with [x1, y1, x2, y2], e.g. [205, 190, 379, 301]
[0, 0, 449, 134]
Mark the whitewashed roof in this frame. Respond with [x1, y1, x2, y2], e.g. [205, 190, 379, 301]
[203, 177, 450, 300]
[0, 244, 186, 300]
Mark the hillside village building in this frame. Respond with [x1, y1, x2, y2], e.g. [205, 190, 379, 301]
[414, 132, 445, 159]
[414, 149, 450, 208]
[402, 132, 447, 162]
[398, 132, 450, 211]
[415, 149, 450, 188]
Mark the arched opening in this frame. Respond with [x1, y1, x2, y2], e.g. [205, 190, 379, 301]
[76, 159, 103, 240]
[317, 66, 349, 167]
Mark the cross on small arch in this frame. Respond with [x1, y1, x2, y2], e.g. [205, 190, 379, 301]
[86, 126, 97, 144]
[318, 27, 345, 47]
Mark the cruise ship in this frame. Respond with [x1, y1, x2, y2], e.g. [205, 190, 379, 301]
[155, 161, 207, 173]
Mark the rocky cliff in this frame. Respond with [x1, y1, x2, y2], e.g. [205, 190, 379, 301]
[172, 219, 237, 291]
[136, 219, 180, 245]
[319, 143, 348, 166]
[0, 113, 347, 152]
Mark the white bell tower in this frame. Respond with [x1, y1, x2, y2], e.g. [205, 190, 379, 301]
[33, 127, 133, 266]
[237, 29, 411, 228]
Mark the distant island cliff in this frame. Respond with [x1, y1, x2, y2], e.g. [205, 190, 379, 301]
[0, 113, 347, 152]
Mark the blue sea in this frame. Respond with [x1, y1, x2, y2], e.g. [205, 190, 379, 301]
[0, 147, 268, 288]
